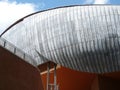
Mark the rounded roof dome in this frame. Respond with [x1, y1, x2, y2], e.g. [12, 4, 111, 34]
[2, 5, 120, 73]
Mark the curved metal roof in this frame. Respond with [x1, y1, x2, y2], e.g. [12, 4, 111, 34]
[0, 4, 118, 37]
[2, 5, 120, 73]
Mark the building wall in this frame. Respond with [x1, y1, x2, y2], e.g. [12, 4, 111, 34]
[41, 66, 96, 90]
[0, 46, 43, 90]
[41, 66, 120, 90]
[99, 75, 120, 90]
[91, 76, 99, 90]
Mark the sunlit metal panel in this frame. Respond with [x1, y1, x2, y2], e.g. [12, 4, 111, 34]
[2, 5, 120, 73]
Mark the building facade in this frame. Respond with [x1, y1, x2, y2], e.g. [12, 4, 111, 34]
[2, 5, 120, 73]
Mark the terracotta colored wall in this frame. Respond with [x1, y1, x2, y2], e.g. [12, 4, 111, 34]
[41, 67, 120, 90]
[91, 76, 99, 90]
[0, 46, 44, 90]
[99, 76, 120, 90]
[41, 66, 96, 90]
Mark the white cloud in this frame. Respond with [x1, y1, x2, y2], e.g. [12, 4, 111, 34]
[94, 0, 109, 4]
[0, 0, 37, 34]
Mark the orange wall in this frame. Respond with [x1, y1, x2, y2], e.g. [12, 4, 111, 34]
[91, 76, 99, 90]
[41, 66, 96, 90]
[98, 75, 120, 90]
[0, 46, 43, 90]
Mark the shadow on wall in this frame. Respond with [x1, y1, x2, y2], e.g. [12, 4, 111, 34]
[0, 45, 44, 90]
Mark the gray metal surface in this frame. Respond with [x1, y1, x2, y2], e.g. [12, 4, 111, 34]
[0, 37, 37, 66]
[2, 5, 120, 73]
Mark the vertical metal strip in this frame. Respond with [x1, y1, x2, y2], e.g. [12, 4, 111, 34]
[47, 62, 50, 90]
[54, 64, 57, 90]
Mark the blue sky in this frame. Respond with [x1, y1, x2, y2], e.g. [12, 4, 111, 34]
[0, 0, 120, 33]
[8, 0, 120, 10]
